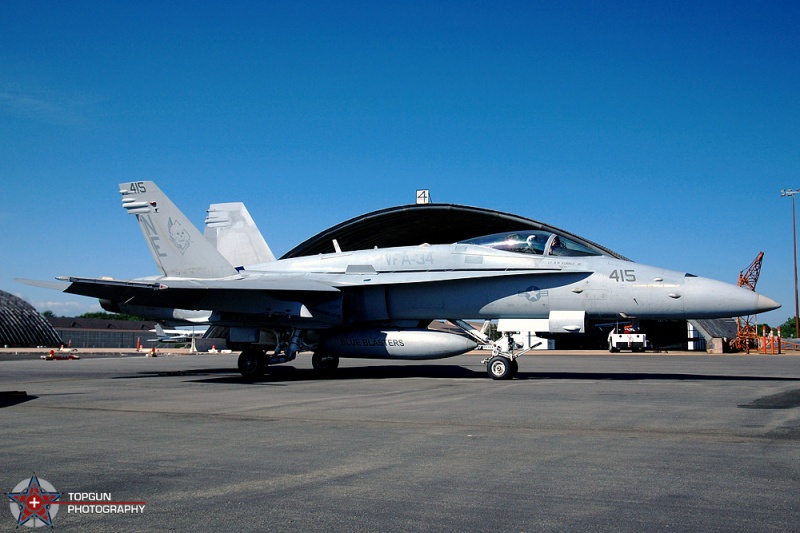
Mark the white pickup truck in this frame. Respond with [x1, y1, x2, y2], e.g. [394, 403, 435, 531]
[608, 329, 647, 352]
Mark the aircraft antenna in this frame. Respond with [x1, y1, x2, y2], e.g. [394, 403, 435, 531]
[730, 252, 764, 353]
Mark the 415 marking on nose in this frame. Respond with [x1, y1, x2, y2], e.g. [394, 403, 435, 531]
[609, 269, 636, 282]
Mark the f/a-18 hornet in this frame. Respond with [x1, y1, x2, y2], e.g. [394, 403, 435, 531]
[34, 181, 780, 380]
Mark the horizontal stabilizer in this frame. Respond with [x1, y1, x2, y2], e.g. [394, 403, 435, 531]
[15, 278, 69, 291]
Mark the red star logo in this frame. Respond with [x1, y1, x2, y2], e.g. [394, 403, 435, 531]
[7, 475, 61, 527]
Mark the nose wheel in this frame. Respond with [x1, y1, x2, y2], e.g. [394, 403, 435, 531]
[486, 356, 518, 380]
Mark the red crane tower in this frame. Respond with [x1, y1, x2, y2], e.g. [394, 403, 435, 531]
[730, 252, 764, 352]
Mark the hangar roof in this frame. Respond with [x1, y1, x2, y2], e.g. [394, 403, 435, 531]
[282, 203, 628, 260]
[0, 290, 63, 347]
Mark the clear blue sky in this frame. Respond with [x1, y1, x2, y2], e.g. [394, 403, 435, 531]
[1, 1, 797, 326]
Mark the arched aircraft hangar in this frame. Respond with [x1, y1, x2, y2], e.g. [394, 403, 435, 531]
[282, 203, 628, 260]
[0, 290, 62, 348]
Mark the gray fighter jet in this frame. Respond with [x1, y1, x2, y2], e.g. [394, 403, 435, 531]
[36, 181, 781, 380]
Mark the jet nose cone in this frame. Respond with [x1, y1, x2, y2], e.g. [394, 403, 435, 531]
[683, 276, 781, 318]
[757, 294, 781, 313]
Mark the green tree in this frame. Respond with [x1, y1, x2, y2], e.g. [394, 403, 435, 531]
[778, 317, 798, 339]
[42, 310, 55, 318]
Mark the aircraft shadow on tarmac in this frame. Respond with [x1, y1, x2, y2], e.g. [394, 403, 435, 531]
[738, 389, 800, 410]
[114, 365, 480, 384]
[0, 391, 37, 409]
[112, 366, 800, 385]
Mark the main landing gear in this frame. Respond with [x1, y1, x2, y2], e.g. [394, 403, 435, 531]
[237, 329, 309, 379]
[236, 330, 344, 379]
[238, 346, 268, 380]
[238, 347, 340, 379]
[311, 352, 339, 372]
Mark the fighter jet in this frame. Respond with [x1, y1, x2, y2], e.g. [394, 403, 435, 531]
[31, 181, 780, 380]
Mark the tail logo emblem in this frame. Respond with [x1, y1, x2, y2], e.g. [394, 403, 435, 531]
[167, 217, 191, 254]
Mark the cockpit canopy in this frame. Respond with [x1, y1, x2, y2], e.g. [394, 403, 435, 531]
[459, 231, 603, 257]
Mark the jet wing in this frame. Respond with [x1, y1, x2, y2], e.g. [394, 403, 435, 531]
[57, 275, 341, 314]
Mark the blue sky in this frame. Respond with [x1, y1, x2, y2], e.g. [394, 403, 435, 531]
[1, 1, 797, 326]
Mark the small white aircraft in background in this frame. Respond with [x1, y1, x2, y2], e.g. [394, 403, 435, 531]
[147, 324, 207, 344]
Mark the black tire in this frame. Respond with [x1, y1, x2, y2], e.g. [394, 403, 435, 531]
[312, 352, 340, 372]
[509, 359, 519, 378]
[487, 356, 513, 380]
[238, 347, 267, 379]
[608, 342, 620, 353]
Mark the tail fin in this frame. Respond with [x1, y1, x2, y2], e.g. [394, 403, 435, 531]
[119, 181, 239, 278]
[204, 202, 275, 268]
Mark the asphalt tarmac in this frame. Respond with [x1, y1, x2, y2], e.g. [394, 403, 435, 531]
[2, 352, 799, 531]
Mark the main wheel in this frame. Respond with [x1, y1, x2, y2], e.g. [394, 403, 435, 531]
[509, 359, 519, 378]
[238, 347, 267, 379]
[312, 352, 340, 372]
[487, 356, 514, 380]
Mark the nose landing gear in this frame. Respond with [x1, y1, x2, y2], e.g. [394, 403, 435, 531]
[449, 320, 537, 380]
[486, 355, 519, 380]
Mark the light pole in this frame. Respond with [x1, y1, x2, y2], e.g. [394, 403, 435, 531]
[780, 189, 800, 338]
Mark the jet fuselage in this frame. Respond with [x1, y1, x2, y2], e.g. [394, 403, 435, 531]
[235, 240, 776, 325]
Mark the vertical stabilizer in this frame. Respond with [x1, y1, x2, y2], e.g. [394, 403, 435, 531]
[204, 202, 276, 267]
[119, 181, 239, 278]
